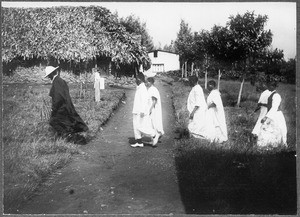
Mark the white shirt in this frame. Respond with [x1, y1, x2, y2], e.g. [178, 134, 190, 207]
[187, 84, 206, 114]
[148, 85, 164, 134]
[266, 91, 282, 120]
[132, 82, 149, 114]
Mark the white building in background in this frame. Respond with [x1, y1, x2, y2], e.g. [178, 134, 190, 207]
[145, 50, 180, 74]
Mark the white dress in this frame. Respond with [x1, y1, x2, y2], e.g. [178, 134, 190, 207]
[132, 83, 155, 138]
[257, 91, 287, 147]
[187, 84, 210, 139]
[148, 85, 164, 135]
[207, 89, 228, 143]
[94, 73, 101, 102]
[252, 89, 271, 135]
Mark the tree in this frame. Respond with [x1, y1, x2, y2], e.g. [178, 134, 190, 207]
[190, 30, 209, 86]
[280, 58, 296, 84]
[205, 25, 234, 89]
[256, 48, 284, 76]
[163, 40, 176, 53]
[174, 19, 194, 77]
[119, 14, 154, 52]
[227, 11, 273, 107]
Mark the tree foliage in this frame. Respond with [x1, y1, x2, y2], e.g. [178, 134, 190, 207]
[227, 11, 273, 62]
[256, 48, 284, 75]
[193, 30, 210, 63]
[2, 6, 151, 70]
[119, 14, 154, 52]
[174, 20, 194, 63]
[280, 58, 296, 84]
[163, 40, 176, 53]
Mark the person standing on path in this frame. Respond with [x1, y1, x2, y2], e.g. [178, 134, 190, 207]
[146, 77, 164, 146]
[131, 72, 153, 148]
[44, 66, 88, 144]
[206, 80, 228, 143]
[94, 70, 101, 103]
[187, 75, 210, 140]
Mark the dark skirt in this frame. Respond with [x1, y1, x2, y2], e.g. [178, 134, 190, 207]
[50, 111, 88, 136]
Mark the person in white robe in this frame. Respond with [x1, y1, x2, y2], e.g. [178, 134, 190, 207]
[257, 80, 287, 147]
[251, 82, 271, 136]
[187, 76, 210, 140]
[131, 72, 154, 148]
[206, 80, 228, 143]
[146, 77, 164, 146]
[94, 71, 101, 102]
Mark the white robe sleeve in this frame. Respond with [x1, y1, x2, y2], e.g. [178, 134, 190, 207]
[194, 85, 203, 107]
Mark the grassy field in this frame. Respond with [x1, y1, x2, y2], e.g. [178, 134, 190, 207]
[3, 82, 125, 211]
[170, 78, 297, 214]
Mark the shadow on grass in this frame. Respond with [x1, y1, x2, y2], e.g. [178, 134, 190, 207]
[174, 140, 297, 214]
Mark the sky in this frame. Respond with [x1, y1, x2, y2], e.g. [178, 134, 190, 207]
[1, 1, 297, 60]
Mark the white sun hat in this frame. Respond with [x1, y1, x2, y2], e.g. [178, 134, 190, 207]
[44, 66, 59, 78]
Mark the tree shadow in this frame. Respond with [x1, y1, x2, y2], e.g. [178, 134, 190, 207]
[174, 145, 297, 214]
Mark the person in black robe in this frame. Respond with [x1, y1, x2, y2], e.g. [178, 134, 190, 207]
[44, 66, 88, 144]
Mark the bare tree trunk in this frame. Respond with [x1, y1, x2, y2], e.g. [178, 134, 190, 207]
[217, 69, 221, 90]
[237, 76, 245, 107]
[181, 63, 184, 78]
[195, 67, 199, 77]
[205, 70, 208, 89]
[185, 61, 187, 78]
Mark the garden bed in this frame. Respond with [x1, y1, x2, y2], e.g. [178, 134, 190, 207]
[3, 82, 125, 210]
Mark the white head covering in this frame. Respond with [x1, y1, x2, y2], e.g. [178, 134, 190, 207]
[44, 66, 59, 78]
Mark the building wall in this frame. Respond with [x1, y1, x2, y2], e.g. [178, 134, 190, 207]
[146, 51, 180, 73]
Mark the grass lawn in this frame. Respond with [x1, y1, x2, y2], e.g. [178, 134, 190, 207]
[170, 78, 297, 214]
[3, 82, 125, 211]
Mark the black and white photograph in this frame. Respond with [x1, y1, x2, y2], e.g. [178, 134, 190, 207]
[1, 1, 298, 215]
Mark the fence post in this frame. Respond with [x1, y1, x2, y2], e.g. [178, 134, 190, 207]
[108, 61, 112, 76]
[191, 62, 194, 76]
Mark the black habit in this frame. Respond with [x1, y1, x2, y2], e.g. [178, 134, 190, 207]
[49, 75, 88, 136]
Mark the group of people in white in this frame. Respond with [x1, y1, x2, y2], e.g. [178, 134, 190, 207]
[131, 72, 164, 147]
[130, 71, 287, 148]
[187, 75, 228, 143]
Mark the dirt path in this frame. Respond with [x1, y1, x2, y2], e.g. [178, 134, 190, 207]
[13, 79, 185, 215]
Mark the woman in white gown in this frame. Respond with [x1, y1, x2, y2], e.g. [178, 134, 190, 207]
[187, 76, 211, 139]
[147, 77, 164, 146]
[206, 80, 228, 143]
[94, 71, 101, 102]
[251, 81, 271, 136]
[257, 80, 287, 147]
